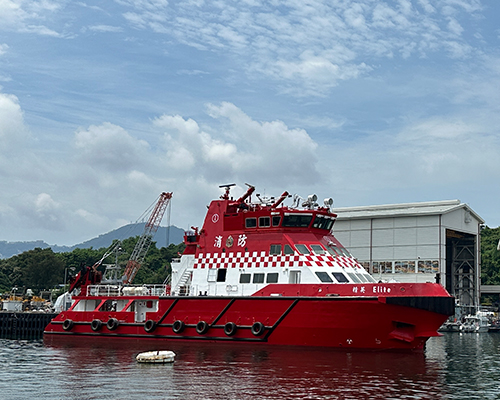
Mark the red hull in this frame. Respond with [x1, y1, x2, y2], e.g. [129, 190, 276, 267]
[44, 283, 453, 351]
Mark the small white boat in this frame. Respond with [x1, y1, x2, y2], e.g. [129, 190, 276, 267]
[459, 314, 490, 333]
[136, 350, 176, 363]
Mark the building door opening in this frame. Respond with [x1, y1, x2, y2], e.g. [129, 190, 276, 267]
[445, 229, 477, 314]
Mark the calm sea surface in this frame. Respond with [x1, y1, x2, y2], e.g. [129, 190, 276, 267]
[1, 333, 499, 399]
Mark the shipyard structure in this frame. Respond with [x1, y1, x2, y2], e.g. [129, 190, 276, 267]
[333, 200, 484, 314]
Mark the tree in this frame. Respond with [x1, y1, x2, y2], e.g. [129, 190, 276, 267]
[480, 226, 500, 285]
[0, 248, 65, 293]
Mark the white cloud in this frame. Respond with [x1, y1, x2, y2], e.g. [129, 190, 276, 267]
[323, 114, 500, 203]
[35, 193, 60, 220]
[0, 92, 30, 149]
[88, 25, 124, 33]
[74, 122, 150, 173]
[114, 0, 484, 95]
[0, 0, 63, 36]
[0, 43, 9, 55]
[155, 102, 320, 185]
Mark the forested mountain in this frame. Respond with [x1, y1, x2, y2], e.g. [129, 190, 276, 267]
[0, 224, 185, 259]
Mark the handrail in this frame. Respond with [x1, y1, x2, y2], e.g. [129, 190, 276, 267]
[85, 284, 169, 297]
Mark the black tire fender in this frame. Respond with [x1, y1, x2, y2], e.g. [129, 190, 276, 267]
[107, 318, 119, 331]
[172, 320, 185, 334]
[144, 319, 157, 333]
[196, 320, 209, 334]
[251, 321, 265, 336]
[224, 322, 237, 336]
[62, 319, 74, 331]
[91, 319, 102, 331]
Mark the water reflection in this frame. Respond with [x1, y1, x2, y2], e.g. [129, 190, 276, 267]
[1, 334, 499, 399]
[42, 336, 441, 399]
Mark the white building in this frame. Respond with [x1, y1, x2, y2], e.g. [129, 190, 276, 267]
[333, 200, 484, 312]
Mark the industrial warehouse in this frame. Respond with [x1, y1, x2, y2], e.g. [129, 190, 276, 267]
[333, 200, 484, 314]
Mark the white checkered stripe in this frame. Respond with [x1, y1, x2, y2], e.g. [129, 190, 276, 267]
[194, 252, 302, 269]
[302, 255, 360, 268]
[336, 256, 362, 269]
[194, 252, 362, 269]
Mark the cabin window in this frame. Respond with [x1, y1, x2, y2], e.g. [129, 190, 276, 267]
[253, 273, 265, 284]
[326, 246, 340, 257]
[270, 244, 282, 255]
[347, 273, 361, 283]
[245, 218, 257, 228]
[295, 244, 310, 255]
[284, 244, 294, 255]
[259, 216, 271, 227]
[282, 214, 313, 227]
[327, 244, 351, 257]
[312, 215, 334, 231]
[355, 273, 368, 283]
[272, 216, 281, 226]
[240, 273, 251, 284]
[332, 272, 349, 283]
[310, 244, 326, 255]
[217, 269, 227, 282]
[98, 299, 118, 312]
[338, 247, 351, 257]
[266, 273, 279, 283]
[315, 271, 333, 283]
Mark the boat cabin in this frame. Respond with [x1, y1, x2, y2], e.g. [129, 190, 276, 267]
[171, 185, 376, 296]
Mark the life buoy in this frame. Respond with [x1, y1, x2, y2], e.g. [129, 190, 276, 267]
[62, 319, 74, 331]
[224, 322, 237, 336]
[107, 318, 119, 331]
[251, 321, 265, 336]
[91, 319, 102, 331]
[196, 320, 209, 334]
[144, 319, 157, 333]
[172, 320, 185, 334]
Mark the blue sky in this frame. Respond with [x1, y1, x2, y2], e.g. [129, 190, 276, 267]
[1, 0, 499, 246]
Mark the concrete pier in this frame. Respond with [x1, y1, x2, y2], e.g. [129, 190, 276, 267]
[0, 312, 57, 340]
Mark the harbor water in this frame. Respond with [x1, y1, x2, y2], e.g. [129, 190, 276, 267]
[1, 333, 499, 400]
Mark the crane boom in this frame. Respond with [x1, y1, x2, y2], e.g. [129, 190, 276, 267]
[123, 192, 173, 284]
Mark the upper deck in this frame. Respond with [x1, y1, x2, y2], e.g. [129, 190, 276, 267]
[183, 184, 339, 256]
[171, 185, 377, 297]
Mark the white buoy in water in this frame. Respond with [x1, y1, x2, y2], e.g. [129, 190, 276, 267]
[136, 350, 176, 363]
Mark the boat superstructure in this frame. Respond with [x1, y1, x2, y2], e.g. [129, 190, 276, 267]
[44, 184, 454, 350]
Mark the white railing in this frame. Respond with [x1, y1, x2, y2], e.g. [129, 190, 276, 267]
[86, 284, 170, 297]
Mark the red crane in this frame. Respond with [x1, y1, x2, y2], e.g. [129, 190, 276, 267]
[68, 192, 173, 293]
[122, 192, 173, 284]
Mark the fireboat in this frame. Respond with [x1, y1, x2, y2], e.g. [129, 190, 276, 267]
[44, 184, 454, 350]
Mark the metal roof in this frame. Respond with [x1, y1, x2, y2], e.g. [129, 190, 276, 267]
[332, 199, 485, 223]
